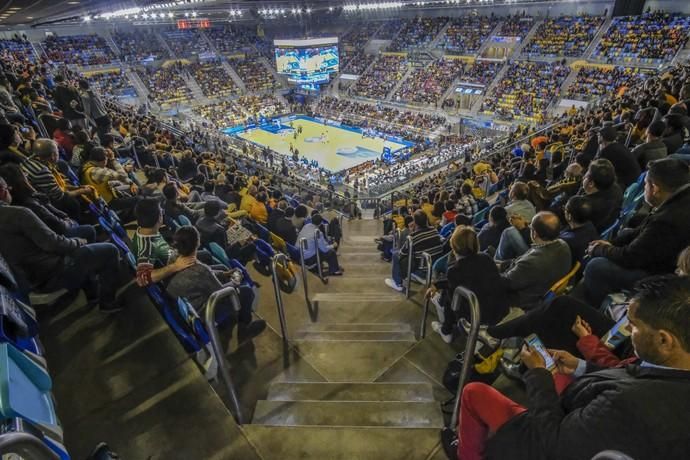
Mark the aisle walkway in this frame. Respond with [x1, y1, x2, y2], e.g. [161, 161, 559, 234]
[41, 219, 461, 459]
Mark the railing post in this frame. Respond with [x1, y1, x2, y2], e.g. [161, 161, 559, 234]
[0, 431, 60, 460]
[314, 229, 328, 284]
[449, 286, 481, 431]
[405, 234, 414, 299]
[419, 252, 433, 338]
[392, 220, 399, 249]
[270, 253, 290, 343]
[204, 286, 244, 425]
[298, 237, 311, 309]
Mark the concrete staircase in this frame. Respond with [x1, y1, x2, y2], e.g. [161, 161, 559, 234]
[257, 55, 286, 90]
[513, 19, 543, 58]
[476, 21, 505, 57]
[124, 68, 150, 100]
[221, 59, 247, 92]
[154, 30, 176, 59]
[430, 20, 452, 49]
[181, 71, 209, 105]
[557, 65, 581, 100]
[103, 31, 121, 58]
[586, 16, 614, 60]
[471, 61, 510, 114]
[386, 64, 416, 102]
[242, 219, 453, 459]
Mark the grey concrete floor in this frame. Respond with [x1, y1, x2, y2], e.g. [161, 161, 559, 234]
[39, 218, 467, 460]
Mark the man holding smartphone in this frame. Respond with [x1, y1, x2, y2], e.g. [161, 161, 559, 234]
[451, 275, 690, 460]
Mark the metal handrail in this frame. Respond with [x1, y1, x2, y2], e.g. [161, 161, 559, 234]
[314, 229, 328, 284]
[449, 286, 481, 431]
[270, 253, 290, 343]
[418, 251, 434, 338]
[298, 237, 312, 310]
[390, 220, 399, 249]
[203, 286, 244, 425]
[405, 234, 414, 299]
[0, 431, 60, 459]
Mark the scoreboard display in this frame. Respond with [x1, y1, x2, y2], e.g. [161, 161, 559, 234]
[274, 37, 339, 84]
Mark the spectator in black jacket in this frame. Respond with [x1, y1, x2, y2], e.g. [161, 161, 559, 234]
[195, 200, 255, 265]
[596, 125, 641, 188]
[52, 75, 85, 129]
[453, 274, 690, 460]
[584, 157, 690, 306]
[429, 226, 509, 343]
[274, 206, 298, 246]
[477, 205, 509, 251]
[632, 119, 668, 169]
[662, 113, 687, 155]
[0, 175, 121, 312]
[559, 196, 598, 265]
[267, 199, 287, 233]
[580, 158, 623, 233]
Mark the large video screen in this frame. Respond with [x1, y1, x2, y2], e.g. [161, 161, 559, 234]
[274, 38, 339, 84]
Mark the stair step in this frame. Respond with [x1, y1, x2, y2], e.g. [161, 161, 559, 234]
[266, 382, 434, 402]
[243, 426, 441, 460]
[338, 263, 391, 275]
[298, 323, 412, 332]
[344, 235, 382, 243]
[251, 400, 443, 428]
[295, 340, 415, 381]
[293, 330, 416, 342]
[312, 292, 401, 303]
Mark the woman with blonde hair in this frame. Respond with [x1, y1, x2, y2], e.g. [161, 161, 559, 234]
[428, 225, 509, 343]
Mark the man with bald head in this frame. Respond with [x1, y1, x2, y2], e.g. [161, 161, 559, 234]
[21, 138, 91, 218]
[501, 211, 572, 310]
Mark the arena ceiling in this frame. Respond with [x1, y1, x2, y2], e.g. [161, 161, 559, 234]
[0, 0, 589, 28]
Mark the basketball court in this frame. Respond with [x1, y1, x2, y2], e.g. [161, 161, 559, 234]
[232, 116, 412, 173]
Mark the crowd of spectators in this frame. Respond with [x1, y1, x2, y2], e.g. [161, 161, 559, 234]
[372, 56, 690, 460]
[236, 94, 287, 120]
[439, 16, 499, 55]
[388, 17, 448, 52]
[315, 96, 445, 137]
[190, 95, 288, 130]
[593, 12, 690, 63]
[458, 60, 503, 86]
[341, 51, 376, 75]
[42, 34, 118, 66]
[498, 15, 535, 38]
[85, 69, 137, 98]
[481, 60, 570, 122]
[373, 19, 405, 40]
[112, 30, 168, 63]
[522, 15, 604, 57]
[188, 60, 239, 98]
[162, 28, 212, 58]
[351, 54, 407, 99]
[565, 66, 649, 101]
[0, 37, 36, 62]
[393, 58, 464, 105]
[206, 25, 255, 54]
[232, 57, 277, 92]
[136, 63, 192, 104]
[193, 100, 246, 129]
[341, 21, 381, 49]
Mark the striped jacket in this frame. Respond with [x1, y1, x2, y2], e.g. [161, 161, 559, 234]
[399, 226, 444, 262]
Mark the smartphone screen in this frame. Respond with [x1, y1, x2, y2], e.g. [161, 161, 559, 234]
[601, 314, 632, 350]
[525, 334, 556, 371]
